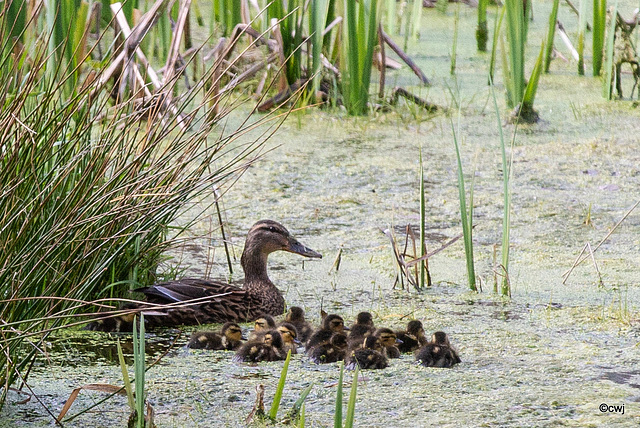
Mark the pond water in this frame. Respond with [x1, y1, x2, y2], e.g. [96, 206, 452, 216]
[3, 1, 640, 427]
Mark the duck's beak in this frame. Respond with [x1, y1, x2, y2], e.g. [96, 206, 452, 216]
[288, 238, 322, 258]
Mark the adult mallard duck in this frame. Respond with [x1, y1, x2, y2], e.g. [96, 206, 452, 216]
[415, 331, 461, 368]
[86, 220, 321, 331]
[187, 322, 245, 350]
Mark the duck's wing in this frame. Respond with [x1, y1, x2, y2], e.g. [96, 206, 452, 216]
[134, 278, 243, 304]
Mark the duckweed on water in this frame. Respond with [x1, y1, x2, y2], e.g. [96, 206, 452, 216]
[4, 3, 640, 427]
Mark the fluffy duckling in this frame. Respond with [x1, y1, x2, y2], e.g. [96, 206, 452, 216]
[233, 329, 287, 363]
[308, 333, 348, 364]
[306, 314, 347, 349]
[396, 320, 427, 353]
[375, 328, 402, 359]
[415, 331, 461, 368]
[277, 322, 299, 355]
[346, 335, 388, 370]
[284, 306, 314, 343]
[187, 322, 245, 350]
[347, 311, 376, 347]
[247, 315, 276, 341]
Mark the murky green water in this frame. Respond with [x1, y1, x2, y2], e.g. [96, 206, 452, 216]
[3, 2, 640, 427]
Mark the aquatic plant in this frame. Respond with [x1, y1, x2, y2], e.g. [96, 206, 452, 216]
[543, 0, 560, 73]
[502, 0, 543, 121]
[268, 350, 292, 421]
[490, 83, 513, 297]
[476, 0, 489, 51]
[592, 0, 607, 76]
[451, 117, 477, 292]
[341, 0, 381, 115]
[451, 4, 460, 75]
[602, 1, 618, 99]
[0, 14, 274, 410]
[334, 361, 358, 428]
[577, 0, 587, 75]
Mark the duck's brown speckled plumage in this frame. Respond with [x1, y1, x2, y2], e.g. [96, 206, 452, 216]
[86, 220, 321, 331]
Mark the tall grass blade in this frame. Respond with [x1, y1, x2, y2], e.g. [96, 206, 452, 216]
[451, 117, 476, 291]
[603, 0, 618, 98]
[334, 361, 344, 428]
[410, 0, 424, 40]
[544, 0, 560, 72]
[577, 0, 587, 75]
[489, 7, 505, 84]
[489, 82, 512, 296]
[117, 339, 135, 411]
[523, 41, 545, 109]
[477, 0, 488, 51]
[344, 365, 359, 428]
[419, 148, 426, 289]
[504, 0, 527, 108]
[593, 0, 607, 75]
[451, 4, 460, 75]
[386, 0, 396, 34]
[133, 315, 145, 428]
[342, 0, 380, 114]
[268, 349, 292, 421]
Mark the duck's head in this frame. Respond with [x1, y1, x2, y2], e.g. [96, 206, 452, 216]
[362, 335, 383, 352]
[221, 322, 245, 342]
[285, 306, 306, 323]
[355, 312, 374, 326]
[431, 331, 450, 346]
[277, 323, 299, 345]
[376, 328, 401, 347]
[254, 315, 276, 332]
[323, 314, 347, 333]
[407, 320, 425, 338]
[244, 220, 322, 259]
[263, 329, 283, 348]
[330, 333, 348, 350]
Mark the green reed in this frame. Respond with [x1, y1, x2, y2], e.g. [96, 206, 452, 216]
[593, 0, 607, 76]
[341, 0, 380, 115]
[451, 118, 477, 291]
[603, 0, 618, 98]
[477, 0, 488, 51]
[544, 0, 560, 73]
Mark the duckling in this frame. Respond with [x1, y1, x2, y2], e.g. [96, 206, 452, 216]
[248, 315, 277, 341]
[187, 322, 245, 350]
[277, 322, 299, 355]
[415, 331, 461, 368]
[375, 327, 402, 359]
[347, 311, 376, 346]
[306, 314, 348, 350]
[233, 329, 287, 363]
[396, 320, 428, 353]
[308, 333, 348, 364]
[284, 306, 314, 343]
[86, 220, 322, 331]
[345, 335, 388, 370]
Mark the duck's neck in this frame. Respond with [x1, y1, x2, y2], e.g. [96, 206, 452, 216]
[241, 249, 273, 289]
